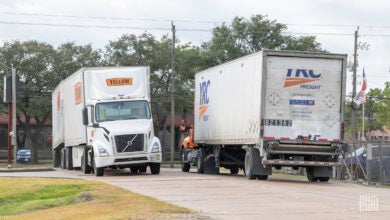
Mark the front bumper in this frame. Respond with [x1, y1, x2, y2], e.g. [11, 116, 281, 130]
[94, 152, 162, 168]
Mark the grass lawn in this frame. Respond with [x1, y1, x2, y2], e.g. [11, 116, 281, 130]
[0, 177, 194, 219]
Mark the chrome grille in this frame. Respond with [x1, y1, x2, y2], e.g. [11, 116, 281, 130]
[115, 134, 144, 153]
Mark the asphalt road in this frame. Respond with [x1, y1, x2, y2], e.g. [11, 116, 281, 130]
[2, 168, 390, 219]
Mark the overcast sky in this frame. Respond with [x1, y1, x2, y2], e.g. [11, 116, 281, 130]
[0, 0, 389, 95]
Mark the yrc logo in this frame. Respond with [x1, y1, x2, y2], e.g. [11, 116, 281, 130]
[283, 69, 321, 89]
[198, 80, 210, 121]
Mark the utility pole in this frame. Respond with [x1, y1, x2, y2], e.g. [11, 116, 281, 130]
[170, 21, 176, 168]
[351, 26, 359, 143]
[12, 65, 17, 165]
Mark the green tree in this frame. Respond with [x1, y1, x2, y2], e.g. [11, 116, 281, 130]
[202, 15, 324, 65]
[0, 40, 55, 163]
[0, 41, 102, 163]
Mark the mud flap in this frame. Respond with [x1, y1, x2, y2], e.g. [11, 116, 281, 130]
[307, 166, 332, 178]
[200, 147, 219, 174]
[246, 147, 272, 176]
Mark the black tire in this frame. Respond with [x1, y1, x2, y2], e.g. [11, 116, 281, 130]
[139, 165, 147, 173]
[181, 150, 191, 172]
[245, 148, 256, 180]
[130, 167, 139, 174]
[319, 177, 330, 182]
[257, 175, 268, 180]
[61, 147, 67, 169]
[94, 167, 104, 176]
[306, 167, 317, 182]
[53, 148, 61, 168]
[197, 148, 205, 174]
[150, 163, 160, 175]
[81, 147, 91, 174]
[66, 147, 73, 170]
[91, 151, 104, 177]
[230, 166, 239, 175]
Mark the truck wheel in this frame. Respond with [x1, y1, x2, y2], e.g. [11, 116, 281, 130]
[230, 166, 239, 175]
[319, 177, 330, 182]
[53, 149, 60, 168]
[306, 167, 317, 182]
[61, 147, 67, 169]
[130, 167, 139, 174]
[197, 148, 205, 174]
[181, 150, 191, 172]
[139, 165, 147, 173]
[94, 167, 104, 176]
[91, 153, 104, 177]
[81, 147, 91, 174]
[257, 175, 268, 180]
[244, 148, 256, 179]
[65, 147, 73, 170]
[150, 163, 160, 175]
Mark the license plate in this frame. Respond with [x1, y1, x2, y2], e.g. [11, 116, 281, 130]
[24, 158, 28, 161]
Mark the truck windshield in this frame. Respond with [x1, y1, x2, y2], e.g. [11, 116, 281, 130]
[95, 100, 151, 122]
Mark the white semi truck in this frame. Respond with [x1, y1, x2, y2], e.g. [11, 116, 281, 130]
[181, 50, 347, 182]
[52, 67, 162, 176]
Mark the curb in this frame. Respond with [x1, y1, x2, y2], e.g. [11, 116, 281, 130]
[0, 167, 55, 173]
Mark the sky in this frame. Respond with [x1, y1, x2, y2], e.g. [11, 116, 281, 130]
[0, 0, 389, 96]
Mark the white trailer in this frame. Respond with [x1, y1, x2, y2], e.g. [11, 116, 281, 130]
[182, 50, 347, 182]
[52, 67, 162, 176]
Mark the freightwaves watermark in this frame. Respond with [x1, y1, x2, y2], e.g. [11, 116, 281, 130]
[359, 194, 379, 212]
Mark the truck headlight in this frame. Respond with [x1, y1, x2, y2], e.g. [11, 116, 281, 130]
[151, 142, 160, 153]
[98, 147, 109, 157]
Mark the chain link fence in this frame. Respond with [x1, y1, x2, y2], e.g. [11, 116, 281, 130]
[337, 140, 390, 184]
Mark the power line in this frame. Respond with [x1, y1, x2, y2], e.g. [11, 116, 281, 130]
[2, 11, 390, 30]
[0, 12, 225, 24]
[1, 20, 390, 37]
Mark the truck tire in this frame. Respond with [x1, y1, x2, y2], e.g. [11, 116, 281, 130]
[244, 148, 257, 179]
[230, 166, 239, 175]
[81, 147, 91, 174]
[94, 167, 104, 176]
[181, 150, 191, 172]
[53, 148, 61, 168]
[306, 167, 318, 182]
[91, 152, 104, 177]
[139, 165, 147, 173]
[257, 175, 268, 180]
[61, 147, 67, 169]
[65, 147, 73, 170]
[130, 167, 139, 174]
[197, 148, 205, 174]
[319, 177, 330, 182]
[150, 163, 160, 175]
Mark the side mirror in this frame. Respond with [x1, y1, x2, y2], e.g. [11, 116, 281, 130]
[82, 108, 88, 125]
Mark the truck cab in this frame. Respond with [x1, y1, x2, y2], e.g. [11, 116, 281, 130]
[52, 67, 161, 176]
[83, 98, 161, 176]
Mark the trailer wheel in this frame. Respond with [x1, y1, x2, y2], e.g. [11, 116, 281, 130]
[197, 148, 205, 174]
[319, 177, 330, 182]
[244, 148, 256, 179]
[257, 175, 268, 180]
[181, 150, 191, 172]
[230, 166, 239, 175]
[150, 163, 160, 175]
[53, 148, 61, 168]
[65, 147, 73, 170]
[306, 167, 318, 182]
[60, 147, 67, 169]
